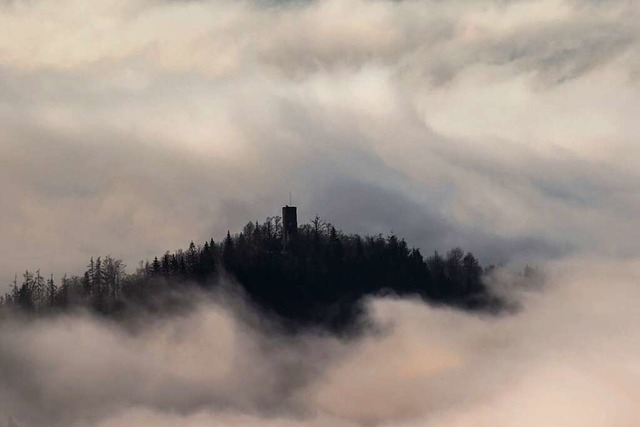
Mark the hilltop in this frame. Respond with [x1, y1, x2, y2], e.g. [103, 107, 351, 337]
[2, 213, 502, 331]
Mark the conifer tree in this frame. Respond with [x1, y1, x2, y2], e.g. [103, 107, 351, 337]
[47, 274, 57, 308]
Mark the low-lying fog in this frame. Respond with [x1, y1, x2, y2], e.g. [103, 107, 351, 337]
[2, 256, 639, 427]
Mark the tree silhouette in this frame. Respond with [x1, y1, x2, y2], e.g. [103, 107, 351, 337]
[1, 215, 505, 330]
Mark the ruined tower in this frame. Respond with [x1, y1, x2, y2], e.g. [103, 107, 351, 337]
[282, 205, 298, 245]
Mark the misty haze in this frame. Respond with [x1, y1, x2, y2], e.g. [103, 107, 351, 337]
[2, 0, 640, 426]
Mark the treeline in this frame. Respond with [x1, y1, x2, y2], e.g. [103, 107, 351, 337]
[1, 216, 502, 329]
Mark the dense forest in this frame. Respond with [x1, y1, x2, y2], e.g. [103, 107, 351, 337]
[1, 215, 504, 330]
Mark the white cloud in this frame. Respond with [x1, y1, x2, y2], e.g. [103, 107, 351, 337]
[1, 0, 639, 281]
[3, 258, 640, 426]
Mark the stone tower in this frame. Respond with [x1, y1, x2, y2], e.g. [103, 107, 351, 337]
[282, 205, 298, 245]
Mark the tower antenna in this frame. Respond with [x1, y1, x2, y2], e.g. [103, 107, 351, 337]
[289, 191, 292, 205]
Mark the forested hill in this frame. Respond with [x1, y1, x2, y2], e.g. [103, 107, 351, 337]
[1, 216, 503, 330]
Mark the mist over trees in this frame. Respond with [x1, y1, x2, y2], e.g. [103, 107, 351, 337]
[1, 215, 504, 330]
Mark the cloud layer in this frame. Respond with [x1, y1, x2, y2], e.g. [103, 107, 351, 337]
[2, 258, 640, 427]
[2, 0, 640, 283]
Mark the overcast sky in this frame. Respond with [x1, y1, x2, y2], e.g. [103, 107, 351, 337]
[5, 1, 640, 426]
[2, 0, 640, 285]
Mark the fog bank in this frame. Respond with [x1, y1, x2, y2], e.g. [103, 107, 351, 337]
[1, 257, 640, 426]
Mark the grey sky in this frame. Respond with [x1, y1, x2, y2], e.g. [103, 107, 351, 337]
[1, 0, 640, 285]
